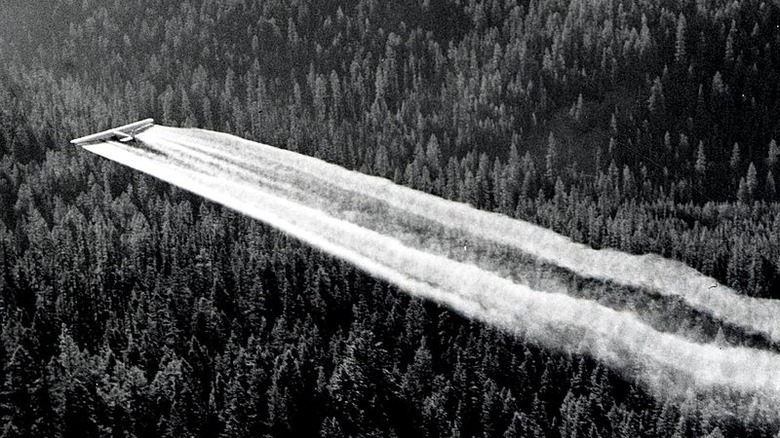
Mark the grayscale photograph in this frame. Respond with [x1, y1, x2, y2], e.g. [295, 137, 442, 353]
[1, 0, 779, 436]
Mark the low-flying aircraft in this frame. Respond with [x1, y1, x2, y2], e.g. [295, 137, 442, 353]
[70, 118, 154, 145]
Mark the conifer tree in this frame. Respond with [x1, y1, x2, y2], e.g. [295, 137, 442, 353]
[746, 162, 758, 201]
[768, 139, 779, 170]
[675, 13, 688, 64]
[545, 132, 557, 185]
[648, 77, 665, 116]
[730, 143, 741, 173]
[695, 141, 707, 176]
[766, 171, 777, 200]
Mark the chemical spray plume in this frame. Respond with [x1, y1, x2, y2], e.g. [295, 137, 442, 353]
[77, 125, 780, 420]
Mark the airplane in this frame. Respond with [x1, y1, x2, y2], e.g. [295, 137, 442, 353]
[70, 118, 154, 145]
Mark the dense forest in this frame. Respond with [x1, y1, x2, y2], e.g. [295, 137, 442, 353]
[1, 0, 780, 436]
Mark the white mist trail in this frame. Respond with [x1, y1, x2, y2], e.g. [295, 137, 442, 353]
[149, 126, 780, 345]
[81, 125, 780, 417]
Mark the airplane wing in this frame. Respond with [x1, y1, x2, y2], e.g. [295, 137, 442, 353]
[70, 118, 154, 145]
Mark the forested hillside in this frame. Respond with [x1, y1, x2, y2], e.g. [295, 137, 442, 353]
[1, 0, 780, 436]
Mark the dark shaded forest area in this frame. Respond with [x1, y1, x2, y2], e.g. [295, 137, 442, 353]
[1, 0, 780, 436]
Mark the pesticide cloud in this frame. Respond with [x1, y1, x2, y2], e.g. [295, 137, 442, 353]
[82, 125, 780, 418]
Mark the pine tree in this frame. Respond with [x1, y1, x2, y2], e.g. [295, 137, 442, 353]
[400, 337, 433, 403]
[420, 376, 451, 437]
[730, 143, 741, 173]
[672, 414, 688, 438]
[2, 344, 38, 437]
[320, 416, 344, 438]
[160, 85, 176, 126]
[493, 157, 508, 213]
[266, 348, 302, 436]
[610, 113, 618, 137]
[655, 400, 678, 437]
[648, 77, 665, 116]
[221, 355, 250, 438]
[679, 133, 690, 156]
[503, 412, 524, 437]
[574, 93, 584, 122]
[675, 13, 688, 64]
[545, 132, 557, 184]
[426, 134, 442, 177]
[52, 328, 100, 438]
[639, 13, 654, 57]
[695, 141, 707, 176]
[746, 162, 758, 200]
[711, 71, 725, 98]
[327, 327, 377, 433]
[476, 153, 492, 209]
[445, 157, 461, 201]
[737, 177, 749, 203]
[313, 74, 328, 123]
[766, 170, 777, 200]
[462, 170, 478, 206]
[558, 390, 585, 438]
[622, 166, 636, 199]
[480, 379, 500, 437]
[374, 144, 391, 178]
[767, 139, 779, 170]
[695, 141, 707, 198]
[725, 20, 736, 65]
